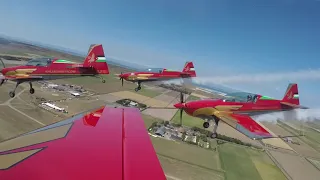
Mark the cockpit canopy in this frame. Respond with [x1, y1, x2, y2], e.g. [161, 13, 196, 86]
[144, 68, 164, 73]
[26, 57, 53, 67]
[223, 92, 259, 103]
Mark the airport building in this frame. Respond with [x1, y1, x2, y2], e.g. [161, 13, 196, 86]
[41, 102, 65, 112]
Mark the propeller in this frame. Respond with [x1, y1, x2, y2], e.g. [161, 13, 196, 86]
[179, 92, 185, 125]
[140, 91, 187, 126]
[119, 72, 124, 86]
[0, 58, 6, 86]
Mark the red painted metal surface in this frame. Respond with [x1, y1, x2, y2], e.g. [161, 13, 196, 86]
[0, 107, 166, 180]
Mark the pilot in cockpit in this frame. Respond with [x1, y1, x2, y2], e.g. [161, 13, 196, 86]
[252, 95, 258, 103]
[247, 95, 252, 102]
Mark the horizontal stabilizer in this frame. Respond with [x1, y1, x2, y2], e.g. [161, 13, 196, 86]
[281, 102, 309, 109]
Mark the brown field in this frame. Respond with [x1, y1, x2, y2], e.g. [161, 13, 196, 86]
[164, 90, 182, 97]
[142, 108, 178, 121]
[269, 150, 320, 180]
[110, 91, 151, 102]
[153, 93, 179, 103]
[0, 106, 42, 142]
[93, 93, 123, 103]
[151, 137, 222, 172]
[216, 122, 262, 147]
[55, 98, 106, 115]
[10, 96, 61, 125]
[0, 83, 24, 104]
[19, 85, 70, 103]
[262, 122, 320, 158]
[190, 92, 210, 99]
[141, 92, 184, 121]
[259, 122, 294, 150]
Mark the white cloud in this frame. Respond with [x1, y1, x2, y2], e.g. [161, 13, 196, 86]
[253, 108, 320, 123]
[193, 68, 320, 84]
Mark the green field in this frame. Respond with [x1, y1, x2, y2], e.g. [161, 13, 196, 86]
[132, 87, 161, 98]
[141, 114, 162, 128]
[151, 136, 223, 173]
[278, 121, 320, 152]
[287, 121, 320, 146]
[171, 110, 204, 128]
[218, 143, 286, 180]
[58, 74, 160, 98]
[187, 95, 201, 101]
[170, 95, 204, 127]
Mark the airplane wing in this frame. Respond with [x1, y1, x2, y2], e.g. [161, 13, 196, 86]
[0, 106, 166, 180]
[214, 112, 273, 140]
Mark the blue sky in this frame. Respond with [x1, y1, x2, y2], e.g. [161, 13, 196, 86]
[0, 0, 319, 107]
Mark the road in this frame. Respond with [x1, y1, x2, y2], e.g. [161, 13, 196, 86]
[0, 82, 45, 126]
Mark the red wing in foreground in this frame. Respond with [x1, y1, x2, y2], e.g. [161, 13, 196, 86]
[215, 112, 273, 140]
[0, 106, 166, 180]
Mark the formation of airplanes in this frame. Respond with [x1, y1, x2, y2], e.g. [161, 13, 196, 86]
[0, 43, 306, 178]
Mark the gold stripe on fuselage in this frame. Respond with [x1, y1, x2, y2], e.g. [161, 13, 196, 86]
[5, 69, 37, 76]
[193, 107, 217, 116]
[214, 105, 243, 111]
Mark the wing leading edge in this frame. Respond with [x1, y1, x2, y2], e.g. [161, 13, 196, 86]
[215, 112, 273, 140]
[0, 106, 166, 180]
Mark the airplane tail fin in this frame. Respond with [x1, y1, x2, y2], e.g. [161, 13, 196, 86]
[83, 44, 109, 74]
[282, 83, 299, 105]
[182, 61, 196, 77]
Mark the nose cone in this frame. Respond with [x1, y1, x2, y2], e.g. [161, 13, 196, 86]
[174, 102, 185, 109]
[1, 68, 7, 75]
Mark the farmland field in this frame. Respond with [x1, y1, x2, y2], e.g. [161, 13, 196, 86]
[218, 143, 286, 180]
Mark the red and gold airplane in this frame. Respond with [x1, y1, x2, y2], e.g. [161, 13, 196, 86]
[171, 83, 306, 139]
[0, 106, 166, 180]
[0, 44, 109, 98]
[118, 61, 196, 91]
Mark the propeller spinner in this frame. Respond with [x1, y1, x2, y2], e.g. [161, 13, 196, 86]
[0, 58, 6, 86]
[119, 72, 124, 86]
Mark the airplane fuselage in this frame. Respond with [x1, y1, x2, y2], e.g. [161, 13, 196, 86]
[121, 70, 192, 83]
[180, 99, 295, 118]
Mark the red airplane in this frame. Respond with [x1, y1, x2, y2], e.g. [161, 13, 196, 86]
[0, 44, 109, 98]
[0, 106, 167, 180]
[118, 61, 196, 91]
[171, 83, 306, 139]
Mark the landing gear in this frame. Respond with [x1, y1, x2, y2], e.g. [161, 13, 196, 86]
[0, 79, 4, 86]
[9, 81, 21, 98]
[203, 116, 220, 139]
[203, 121, 210, 128]
[134, 82, 142, 92]
[134, 86, 141, 92]
[211, 133, 218, 138]
[29, 82, 35, 94]
[9, 91, 15, 98]
[95, 75, 106, 83]
[211, 117, 220, 139]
